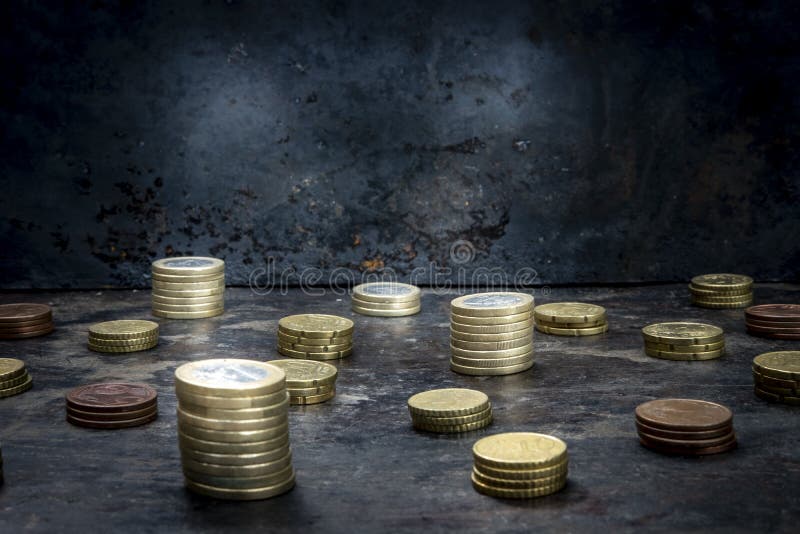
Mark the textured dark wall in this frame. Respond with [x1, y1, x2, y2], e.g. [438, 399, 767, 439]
[1, 0, 798, 288]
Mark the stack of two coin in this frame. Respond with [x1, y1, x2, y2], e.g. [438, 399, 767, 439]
[635, 399, 737, 455]
[450, 293, 534, 376]
[66, 383, 158, 429]
[407, 388, 492, 434]
[690, 274, 753, 309]
[752, 351, 800, 406]
[87, 320, 159, 354]
[151, 257, 225, 319]
[0, 358, 33, 399]
[0, 303, 54, 339]
[745, 304, 800, 340]
[176, 359, 295, 500]
[351, 282, 421, 317]
[642, 322, 725, 361]
[534, 302, 608, 336]
[277, 314, 354, 361]
[269, 359, 338, 405]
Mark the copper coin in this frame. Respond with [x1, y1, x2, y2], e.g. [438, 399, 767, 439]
[745, 323, 800, 335]
[66, 383, 158, 413]
[66, 404, 158, 422]
[635, 420, 733, 441]
[746, 304, 800, 322]
[0, 321, 54, 334]
[635, 399, 733, 431]
[746, 329, 800, 340]
[0, 326, 54, 339]
[637, 428, 736, 449]
[0, 317, 53, 330]
[0, 303, 52, 323]
[745, 319, 800, 329]
[639, 434, 737, 456]
[66, 411, 158, 429]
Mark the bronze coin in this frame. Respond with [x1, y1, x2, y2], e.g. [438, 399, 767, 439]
[0, 303, 52, 323]
[639, 435, 737, 456]
[637, 428, 736, 449]
[635, 420, 733, 441]
[0, 321, 54, 334]
[746, 329, 800, 340]
[0, 317, 53, 330]
[746, 304, 800, 323]
[745, 322, 800, 335]
[66, 383, 158, 413]
[66, 404, 158, 422]
[635, 398, 733, 431]
[66, 411, 158, 429]
[0, 326, 54, 339]
[745, 318, 800, 329]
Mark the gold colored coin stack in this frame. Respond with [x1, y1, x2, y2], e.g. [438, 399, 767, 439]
[277, 314, 354, 360]
[752, 351, 800, 406]
[151, 256, 225, 319]
[534, 302, 608, 336]
[471, 432, 569, 499]
[407, 388, 492, 433]
[87, 320, 159, 353]
[642, 322, 725, 361]
[690, 274, 753, 309]
[268, 359, 338, 405]
[175, 359, 295, 500]
[450, 292, 534, 376]
[351, 282, 421, 317]
[0, 358, 33, 399]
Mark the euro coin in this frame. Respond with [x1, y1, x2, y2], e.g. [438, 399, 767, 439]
[638, 433, 737, 455]
[87, 335, 159, 347]
[473, 433, 567, 470]
[67, 405, 157, 422]
[67, 383, 158, 413]
[152, 279, 225, 291]
[692, 298, 752, 309]
[175, 359, 286, 398]
[451, 292, 533, 317]
[534, 318, 606, 329]
[0, 372, 31, 390]
[533, 302, 606, 324]
[176, 389, 288, 410]
[88, 340, 157, 353]
[450, 358, 533, 376]
[182, 452, 292, 478]
[472, 469, 566, 489]
[751, 368, 800, 390]
[474, 459, 569, 480]
[644, 347, 725, 361]
[689, 293, 754, 303]
[277, 340, 351, 352]
[471, 473, 566, 499]
[278, 314, 354, 338]
[351, 304, 420, 317]
[754, 386, 800, 405]
[746, 304, 800, 323]
[265, 359, 338, 388]
[637, 429, 736, 449]
[177, 408, 287, 432]
[180, 443, 290, 466]
[183, 472, 295, 500]
[0, 376, 32, 398]
[151, 256, 224, 276]
[352, 282, 420, 303]
[407, 389, 490, 418]
[413, 416, 492, 433]
[152, 271, 226, 283]
[450, 335, 532, 351]
[178, 421, 289, 444]
[690, 273, 752, 291]
[535, 324, 608, 336]
[87, 320, 159, 340]
[450, 342, 533, 359]
[412, 405, 492, 425]
[350, 297, 419, 310]
[635, 399, 732, 431]
[688, 284, 751, 297]
[0, 303, 51, 323]
[277, 332, 352, 346]
[286, 384, 335, 397]
[178, 429, 289, 454]
[0, 326, 54, 339]
[752, 351, 800, 380]
[450, 311, 532, 326]
[449, 353, 533, 368]
[449, 328, 531, 343]
[179, 399, 290, 421]
[152, 308, 224, 319]
[67, 411, 157, 429]
[450, 318, 534, 334]
[151, 301, 223, 312]
[641, 322, 723, 346]
[644, 340, 725, 353]
[151, 287, 225, 298]
[0, 358, 26, 381]
[289, 389, 336, 405]
[277, 346, 352, 360]
[183, 462, 294, 489]
[151, 294, 224, 305]
[634, 420, 732, 440]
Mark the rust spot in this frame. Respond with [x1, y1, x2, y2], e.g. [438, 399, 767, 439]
[352, 234, 361, 246]
[361, 257, 384, 271]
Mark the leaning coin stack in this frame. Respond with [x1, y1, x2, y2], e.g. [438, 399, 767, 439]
[0, 358, 33, 399]
[745, 304, 800, 340]
[471, 432, 568, 499]
[66, 383, 158, 429]
[690, 273, 753, 309]
[351, 282, 421, 317]
[642, 322, 725, 361]
[752, 351, 800, 406]
[450, 292, 534, 376]
[0, 303, 54, 339]
[277, 314, 354, 361]
[175, 359, 295, 500]
[635, 398, 737, 455]
[268, 359, 338, 405]
[407, 388, 492, 433]
[87, 320, 159, 354]
[534, 302, 608, 336]
[151, 256, 225, 319]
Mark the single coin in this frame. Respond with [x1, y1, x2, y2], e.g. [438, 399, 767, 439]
[152, 271, 226, 283]
[637, 428, 736, 449]
[352, 282, 421, 303]
[351, 304, 421, 317]
[152, 279, 225, 291]
[0, 376, 33, 398]
[0, 326, 54, 339]
[450, 318, 534, 335]
[689, 292, 754, 303]
[151, 301, 223, 312]
[277, 346, 352, 360]
[534, 318, 606, 329]
[152, 287, 225, 298]
[745, 323, 800, 335]
[451, 293, 533, 317]
[471, 473, 566, 499]
[66, 405, 157, 422]
[276, 331, 352, 346]
[533, 302, 606, 324]
[351, 297, 420, 310]
[639, 434, 738, 456]
[151, 257, 225, 276]
[180, 440, 290, 466]
[183, 462, 294, 489]
[692, 298, 752, 309]
[473, 433, 567, 470]
[449, 353, 533, 368]
[635, 399, 732, 431]
[644, 347, 724, 361]
[177, 421, 289, 444]
[152, 308, 224, 319]
[746, 304, 800, 322]
[0, 318, 53, 331]
[641, 322, 724, 346]
[87, 320, 158, 340]
[745, 318, 800, 329]
[66, 411, 157, 429]
[179, 398, 289, 421]
[289, 389, 336, 405]
[88, 340, 157, 353]
[178, 429, 289, 454]
[536, 323, 608, 336]
[412, 405, 492, 425]
[691, 274, 753, 291]
[450, 311, 532, 326]
[0, 358, 26, 381]
[181, 451, 292, 478]
[747, 330, 800, 340]
[286, 384, 335, 397]
[67, 383, 158, 413]
[176, 389, 288, 409]
[751, 368, 800, 390]
[753, 386, 800, 406]
[450, 359, 533, 376]
[471, 469, 566, 490]
[407, 388, 490, 417]
[635, 420, 732, 441]
[643, 340, 725, 353]
[0, 372, 30, 390]
[449, 327, 531, 343]
[265, 359, 338, 388]
[87, 335, 159, 347]
[753, 380, 799, 396]
[277, 340, 352, 353]
[688, 284, 751, 297]
[450, 342, 533, 359]
[450, 335, 532, 351]
[0, 303, 51, 323]
[177, 407, 287, 432]
[752, 351, 800, 380]
[413, 416, 492, 433]
[175, 359, 286, 398]
[183, 472, 295, 501]
[474, 459, 569, 481]
[278, 314, 354, 338]
[151, 294, 225, 306]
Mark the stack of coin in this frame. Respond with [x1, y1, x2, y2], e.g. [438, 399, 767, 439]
[0, 358, 32, 399]
[635, 398, 737, 455]
[745, 304, 800, 340]
[533, 302, 608, 336]
[752, 351, 800, 405]
[66, 383, 158, 429]
[277, 314, 354, 361]
[351, 282, 421, 317]
[407, 388, 492, 433]
[175, 359, 295, 500]
[642, 322, 725, 361]
[151, 257, 225, 319]
[268, 359, 338, 405]
[450, 292, 534, 376]
[87, 320, 159, 353]
[0, 303, 54, 339]
[471, 432, 568, 499]
[690, 274, 753, 309]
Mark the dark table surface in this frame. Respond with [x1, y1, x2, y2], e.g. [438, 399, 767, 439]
[0, 284, 798, 533]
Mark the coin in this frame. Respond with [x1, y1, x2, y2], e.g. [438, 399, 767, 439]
[472, 469, 566, 490]
[152, 279, 225, 291]
[0, 326, 54, 339]
[634, 420, 732, 440]
[276, 332, 352, 346]
[643, 340, 725, 353]
[752, 351, 800, 380]
[751, 368, 800, 389]
[644, 347, 725, 361]
[449, 328, 531, 343]
[87, 335, 159, 347]
[177, 421, 289, 444]
[151, 257, 225, 276]
[450, 353, 533, 368]
[450, 343, 533, 359]
[88, 340, 157, 353]
[533, 302, 606, 324]
[289, 389, 336, 405]
[471, 473, 566, 499]
[747, 330, 800, 340]
[277, 340, 351, 352]
[536, 324, 609, 336]
[692, 298, 753, 309]
[67, 383, 158, 413]
[351, 304, 421, 317]
[87, 320, 159, 340]
[450, 311, 532, 326]
[175, 359, 286, 398]
[278, 314, 354, 338]
[451, 293, 533, 317]
[473, 433, 568, 469]
[265, 359, 338, 388]
[152, 308, 224, 319]
[691, 274, 753, 291]
[474, 459, 569, 480]
[182, 451, 292, 478]
[0, 372, 30, 390]
[67, 411, 157, 429]
[639, 434, 737, 455]
[690, 292, 754, 303]
[635, 399, 732, 431]
[450, 335, 532, 351]
[746, 323, 800, 335]
[151, 294, 225, 305]
[66, 405, 157, 422]
[183, 472, 295, 500]
[637, 428, 736, 449]
[180, 442, 290, 466]
[0, 358, 26, 381]
[277, 346, 352, 360]
[412, 405, 492, 425]
[534, 318, 606, 329]
[753, 380, 799, 396]
[176, 389, 288, 409]
[0, 376, 33, 398]
[688, 284, 751, 297]
[286, 384, 335, 397]
[183, 462, 294, 488]
[352, 282, 421, 303]
[0, 303, 51, 323]
[151, 287, 225, 298]
[746, 304, 800, 322]
[413, 416, 492, 433]
[177, 408, 287, 432]
[350, 297, 419, 310]
[641, 322, 723, 345]
[178, 429, 289, 454]
[179, 398, 289, 421]
[450, 358, 533, 376]
[151, 301, 224, 312]
[152, 271, 226, 283]
[754, 386, 800, 406]
[408, 389, 490, 418]
[745, 318, 800, 329]
[450, 318, 534, 335]
[0, 318, 53, 331]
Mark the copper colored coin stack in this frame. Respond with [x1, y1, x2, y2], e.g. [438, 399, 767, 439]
[66, 383, 158, 429]
[0, 303, 54, 339]
[752, 351, 800, 406]
[745, 304, 800, 340]
[635, 398, 737, 456]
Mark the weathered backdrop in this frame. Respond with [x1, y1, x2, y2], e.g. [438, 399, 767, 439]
[1, 0, 798, 288]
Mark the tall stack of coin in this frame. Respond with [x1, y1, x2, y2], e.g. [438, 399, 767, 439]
[66, 383, 158, 429]
[752, 351, 800, 405]
[690, 274, 753, 309]
[407, 388, 492, 433]
[268, 359, 338, 405]
[351, 282, 421, 317]
[449, 292, 534, 376]
[0, 303, 53, 339]
[642, 322, 725, 361]
[471, 432, 568, 499]
[151, 257, 225, 319]
[175, 359, 295, 500]
[0, 358, 32, 399]
[635, 399, 737, 455]
[745, 304, 800, 340]
[533, 302, 608, 336]
[87, 320, 159, 353]
[277, 314, 354, 361]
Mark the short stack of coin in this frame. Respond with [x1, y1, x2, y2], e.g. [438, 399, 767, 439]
[471, 432, 568, 499]
[87, 320, 159, 353]
[642, 322, 725, 361]
[351, 282, 421, 317]
[635, 398, 737, 455]
[0, 358, 32, 399]
[66, 383, 158, 429]
[277, 314, 354, 361]
[176, 359, 295, 500]
[752, 351, 800, 405]
[534, 302, 608, 336]
[0, 303, 54, 339]
[407, 388, 492, 433]
[745, 304, 800, 340]
[268, 359, 338, 405]
[450, 292, 534, 376]
[151, 256, 225, 319]
[690, 273, 753, 309]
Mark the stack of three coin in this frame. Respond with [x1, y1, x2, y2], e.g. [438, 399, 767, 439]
[0, 303, 53, 339]
[635, 399, 737, 455]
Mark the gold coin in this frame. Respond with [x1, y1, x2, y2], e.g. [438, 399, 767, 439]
[691, 298, 752, 309]
[350, 304, 420, 317]
[533, 302, 606, 324]
[152, 279, 225, 291]
[176, 389, 288, 409]
[751, 368, 800, 390]
[184, 472, 295, 500]
[450, 342, 533, 359]
[471, 473, 566, 499]
[152, 308, 224, 319]
[183, 463, 295, 489]
[151, 271, 226, 283]
[473, 432, 567, 469]
[450, 318, 534, 334]
[535, 318, 606, 329]
[754, 386, 800, 406]
[277, 340, 352, 353]
[644, 340, 725, 353]
[152, 287, 225, 298]
[178, 408, 287, 432]
[352, 282, 421, 303]
[407, 388, 489, 417]
[535, 323, 608, 336]
[276, 331, 352, 345]
[350, 297, 420, 310]
[449, 353, 533, 368]
[178, 429, 289, 454]
[690, 273, 753, 291]
[151, 257, 225, 276]
[180, 441, 290, 466]
[754, 379, 799, 396]
[178, 398, 289, 422]
[277, 346, 352, 360]
[87, 334, 159, 347]
[688, 283, 751, 297]
[278, 314, 354, 338]
[0, 375, 33, 398]
[151, 294, 224, 305]
[450, 311, 532, 326]
[286, 384, 335, 397]
[412, 405, 492, 425]
[644, 347, 725, 361]
[474, 458, 569, 480]
[88, 320, 159, 340]
[151, 301, 223, 312]
[176, 359, 286, 398]
[450, 335, 532, 351]
[0, 372, 30, 390]
[472, 469, 566, 490]
[88, 340, 157, 353]
[752, 351, 800, 380]
[178, 421, 289, 444]
[413, 416, 493, 433]
[450, 292, 533, 317]
[641, 322, 723, 345]
[265, 359, 338, 388]
[182, 451, 292, 478]
[289, 389, 336, 405]
[688, 291, 753, 302]
[450, 358, 533, 376]
[449, 327, 531, 343]
[0, 358, 26, 381]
